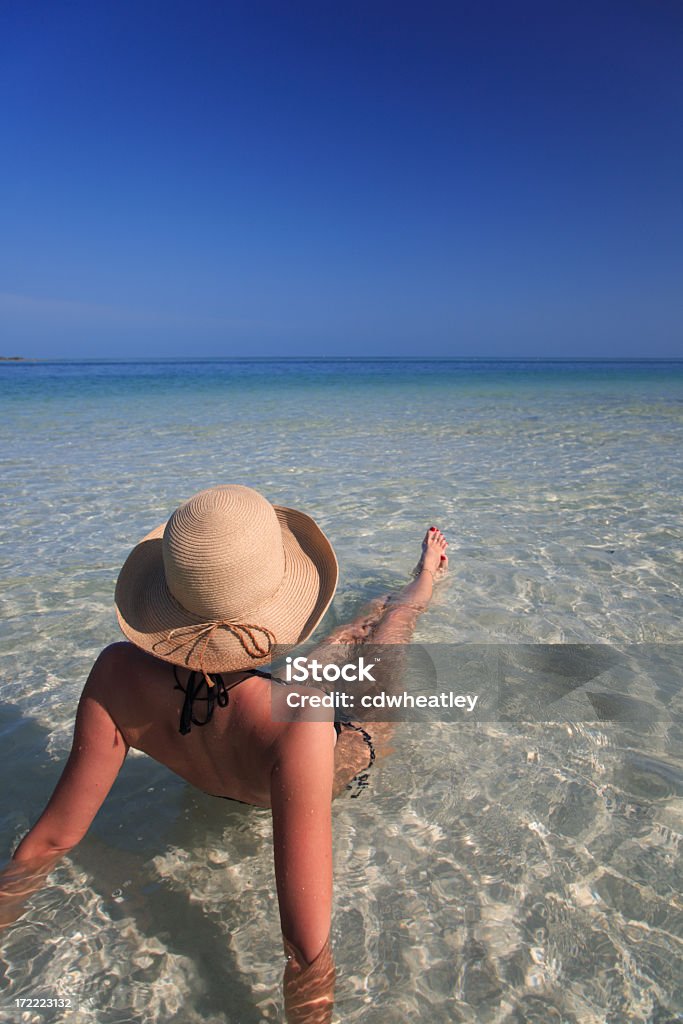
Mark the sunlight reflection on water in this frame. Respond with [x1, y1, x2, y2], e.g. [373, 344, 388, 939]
[1, 360, 681, 1022]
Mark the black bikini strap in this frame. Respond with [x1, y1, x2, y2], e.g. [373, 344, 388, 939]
[251, 667, 290, 686]
[174, 666, 229, 735]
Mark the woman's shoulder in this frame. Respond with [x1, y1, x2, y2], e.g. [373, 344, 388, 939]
[83, 643, 169, 706]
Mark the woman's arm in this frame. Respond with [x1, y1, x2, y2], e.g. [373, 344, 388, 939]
[2, 652, 128, 927]
[270, 719, 336, 1022]
[9, 647, 128, 874]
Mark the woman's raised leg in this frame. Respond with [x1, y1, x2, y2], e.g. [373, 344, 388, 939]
[330, 528, 448, 796]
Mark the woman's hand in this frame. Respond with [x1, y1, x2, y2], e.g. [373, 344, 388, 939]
[0, 852, 62, 930]
[283, 935, 336, 1024]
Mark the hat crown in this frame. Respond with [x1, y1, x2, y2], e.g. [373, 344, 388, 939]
[162, 485, 285, 620]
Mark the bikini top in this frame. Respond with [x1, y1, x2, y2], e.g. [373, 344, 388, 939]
[173, 666, 375, 796]
[172, 665, 271, 735]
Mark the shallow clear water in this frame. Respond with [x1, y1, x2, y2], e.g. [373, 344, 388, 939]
[0, 359, 681, 1022]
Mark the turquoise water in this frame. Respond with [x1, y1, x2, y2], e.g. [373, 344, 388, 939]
[0, 359, 681, 1022]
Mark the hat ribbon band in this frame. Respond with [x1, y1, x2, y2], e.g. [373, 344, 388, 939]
[163, 619, 276, 687]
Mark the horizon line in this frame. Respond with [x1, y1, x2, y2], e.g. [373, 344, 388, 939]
[2, 355, 683, 364]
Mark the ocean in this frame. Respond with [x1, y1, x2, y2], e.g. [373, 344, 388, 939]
[1, 358, 681, 1022]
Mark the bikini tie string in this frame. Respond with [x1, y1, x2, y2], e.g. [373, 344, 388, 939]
[174, 667, 230, 735]
[160, 619, 276, 687]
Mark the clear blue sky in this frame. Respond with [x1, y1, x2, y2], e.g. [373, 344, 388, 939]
[1, 0, 682, 357]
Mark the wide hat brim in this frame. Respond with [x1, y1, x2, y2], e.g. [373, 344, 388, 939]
[115, 505, 338, 673]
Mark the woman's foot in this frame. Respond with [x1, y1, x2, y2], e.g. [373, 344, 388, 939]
[414, 526, 448, 578]
[368, 528, 448, 641]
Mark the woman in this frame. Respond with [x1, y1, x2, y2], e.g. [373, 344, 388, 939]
[2, 485, 447, 1021]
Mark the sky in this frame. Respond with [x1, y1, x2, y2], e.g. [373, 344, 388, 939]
[1, 0, 682, 358]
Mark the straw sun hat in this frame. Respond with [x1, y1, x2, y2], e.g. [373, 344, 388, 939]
[115, 485, 338, 680]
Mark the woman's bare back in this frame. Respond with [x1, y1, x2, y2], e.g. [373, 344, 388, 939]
[95, 642, 294, 805]
[95, 641, 373, 806]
